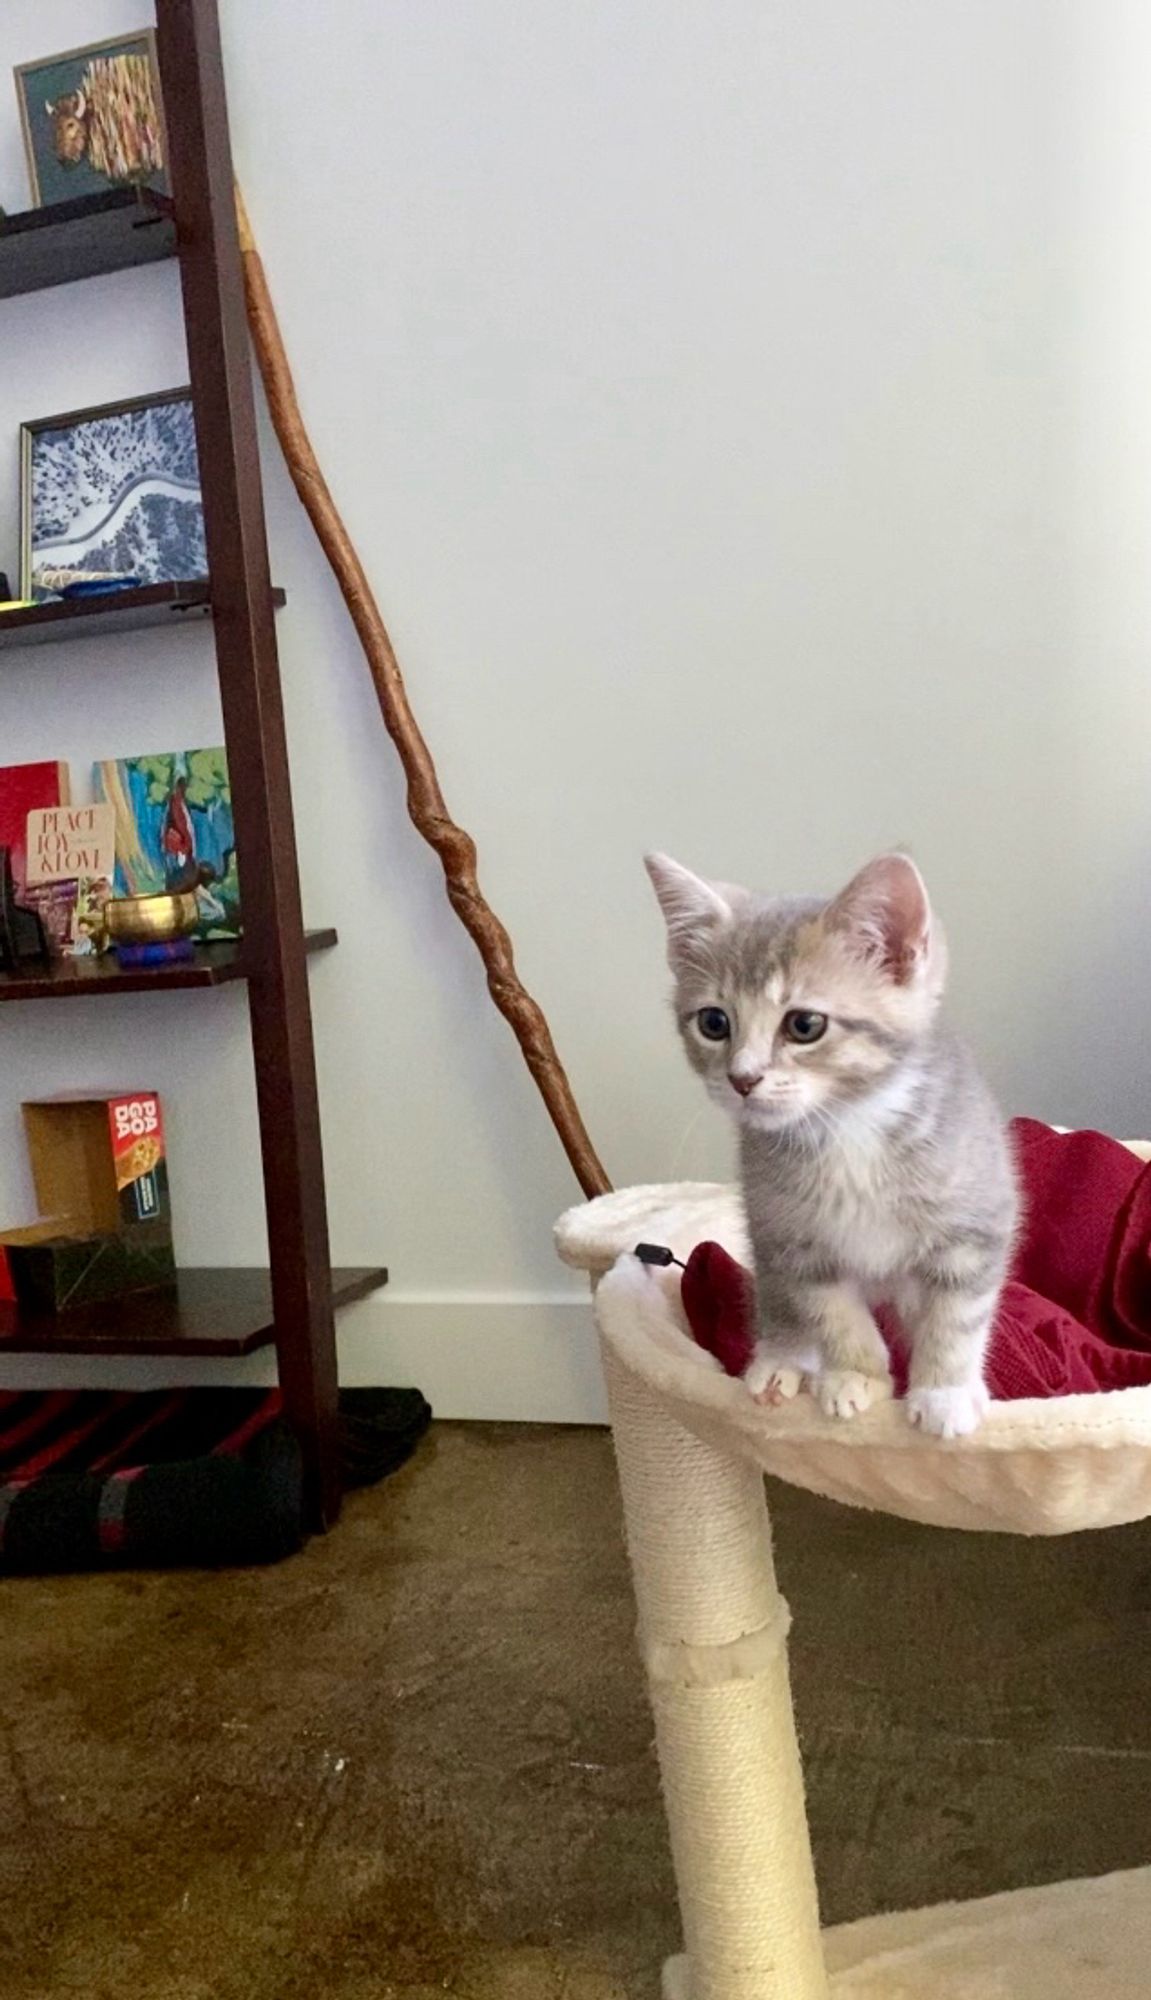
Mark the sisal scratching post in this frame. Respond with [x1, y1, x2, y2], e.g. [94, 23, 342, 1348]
[604, 1333, 829, 2000]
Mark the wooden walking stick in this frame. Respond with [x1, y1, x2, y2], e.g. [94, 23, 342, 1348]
[234, 188, 611, 1200]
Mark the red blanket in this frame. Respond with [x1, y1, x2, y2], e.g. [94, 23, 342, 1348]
[681, 1119, 1151, 1399]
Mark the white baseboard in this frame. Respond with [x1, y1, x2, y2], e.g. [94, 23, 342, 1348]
[339, 1293, 607, 1423]
[0, 1291, 608, 1425]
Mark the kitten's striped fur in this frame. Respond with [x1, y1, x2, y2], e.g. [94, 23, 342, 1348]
[646, 852, 1018, 1438]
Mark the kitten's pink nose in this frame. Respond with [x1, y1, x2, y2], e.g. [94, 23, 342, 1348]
[728, 1070, 763, 1099]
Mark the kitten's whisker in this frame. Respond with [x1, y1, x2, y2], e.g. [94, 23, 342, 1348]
[808, 1103, 843, 1147]
[667, 1105, 707, 1177]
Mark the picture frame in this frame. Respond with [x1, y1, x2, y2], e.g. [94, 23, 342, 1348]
[96, 747, 241, 941]
[13, 29, 168, 210]
[20, 388, 206, 600]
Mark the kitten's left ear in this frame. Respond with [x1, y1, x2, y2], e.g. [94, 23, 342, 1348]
[826, 853, 935, 987]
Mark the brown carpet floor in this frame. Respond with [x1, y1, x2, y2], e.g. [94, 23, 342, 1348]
[1, 1421, 1149, 1998]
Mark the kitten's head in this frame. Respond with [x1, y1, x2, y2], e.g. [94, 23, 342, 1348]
[645, 851, 947, 1133]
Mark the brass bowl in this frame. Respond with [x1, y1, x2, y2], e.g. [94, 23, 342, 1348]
[104, 891, 200, 944]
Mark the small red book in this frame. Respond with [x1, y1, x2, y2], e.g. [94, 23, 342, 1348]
[0, 761, 70, 895]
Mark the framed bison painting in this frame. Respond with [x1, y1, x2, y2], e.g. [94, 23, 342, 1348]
[14, 30, 168, 208]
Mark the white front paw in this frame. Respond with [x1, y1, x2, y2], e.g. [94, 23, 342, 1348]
[816, 1369, 892, 1420]
[744, 1350, 804, 1407]
[906, 1382, 989, 1439]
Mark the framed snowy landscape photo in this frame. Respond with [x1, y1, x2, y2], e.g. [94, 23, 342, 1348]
[20, 388, 206, 599]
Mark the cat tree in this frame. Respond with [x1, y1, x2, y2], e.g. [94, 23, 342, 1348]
[557, 1174, 1151, 1999]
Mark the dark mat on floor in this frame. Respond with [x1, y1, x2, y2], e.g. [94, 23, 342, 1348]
[0, 1384, 431, 1572]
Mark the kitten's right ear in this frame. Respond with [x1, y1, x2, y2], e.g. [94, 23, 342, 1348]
[644, 853, 736, 963]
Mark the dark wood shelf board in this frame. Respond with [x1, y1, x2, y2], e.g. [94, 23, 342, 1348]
[0, 188, 176, 300]
[0, 580, 286, 650]
[0, 929, 337, 1003]
[0, 1265, 388, 1357]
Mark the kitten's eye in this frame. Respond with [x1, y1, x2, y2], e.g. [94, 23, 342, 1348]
[696, 1007, 731, 1042]
[783, 1009, 828, 1045]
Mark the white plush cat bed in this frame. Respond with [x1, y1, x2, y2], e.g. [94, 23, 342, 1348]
[556, 1167, 1151, 1536]
[556, 1163, 1151, 1998]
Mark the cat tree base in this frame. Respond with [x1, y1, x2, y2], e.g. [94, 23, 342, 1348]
[663, 1864, 1151, 1997]
[557, 1178, 1151, 2000]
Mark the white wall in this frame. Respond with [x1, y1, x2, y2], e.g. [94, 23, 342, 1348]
[0, 2, 1147, 1416]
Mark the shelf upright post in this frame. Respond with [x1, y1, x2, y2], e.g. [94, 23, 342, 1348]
[154, 0, 342, 1527]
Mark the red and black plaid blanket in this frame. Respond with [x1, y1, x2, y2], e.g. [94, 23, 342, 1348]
[0, 1385, 430, 1572]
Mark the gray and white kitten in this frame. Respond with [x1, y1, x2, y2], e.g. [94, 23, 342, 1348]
[646, 851, 1018, 1438]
